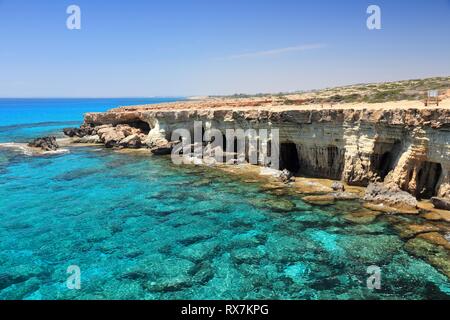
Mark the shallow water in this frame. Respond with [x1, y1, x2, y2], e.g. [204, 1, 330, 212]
[0, 99, 449, 300]
[0, 146, 449, 300]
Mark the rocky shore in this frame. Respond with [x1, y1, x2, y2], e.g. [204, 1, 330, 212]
[64, 99, 450, 210]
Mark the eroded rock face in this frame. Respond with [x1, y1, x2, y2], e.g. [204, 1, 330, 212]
[77, 102, 450, 208]
[119, 134, 142, 149]
[63, 125, 96, 138]
[28, 137, 59, 151]
[64, 123, 148, 149]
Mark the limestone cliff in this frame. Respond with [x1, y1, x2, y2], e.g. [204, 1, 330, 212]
[81, 102, 450, 204]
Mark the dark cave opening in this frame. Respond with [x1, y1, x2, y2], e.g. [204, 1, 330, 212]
[415, 161, 442, 199]
[371, 140, 402, 181]
[327, 145, 339, 168]
[126, 120, 151, 134]
[280, 143, 300, 174]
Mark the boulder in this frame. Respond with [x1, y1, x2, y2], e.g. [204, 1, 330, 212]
[363, 182, 418, 210]
[92, 124, 146, 148]
[103, 131, 126, 148]
[63, 125, 96, 138]
[150, 139, 178, 155]
[280, 169, 294, 183]
[431, 197, 450, 211]
[119, 134, 142, 149]
[98, 127, 127, 148]
[331, 181, 345, 192]
[63, 128, 81, 137]
[28, 136, 59, 151]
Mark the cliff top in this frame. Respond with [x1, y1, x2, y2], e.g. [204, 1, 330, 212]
[110, 97, 450, 113]
[109, 76, 450, 113]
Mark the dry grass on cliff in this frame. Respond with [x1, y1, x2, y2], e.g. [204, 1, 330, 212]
[218, 76, 450, 104]
[115, 76, 450, 112]
[296, 76, 450, 104]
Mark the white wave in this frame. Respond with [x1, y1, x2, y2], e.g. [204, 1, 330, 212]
[43, 148, 70, 155]
[0, 143, 70, 156]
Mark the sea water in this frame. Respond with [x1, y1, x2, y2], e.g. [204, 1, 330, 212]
[0, 99, 449, 300]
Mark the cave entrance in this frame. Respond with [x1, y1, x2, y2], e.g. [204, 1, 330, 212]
[126, 121, 151, 134]
[415, 161, 442, 199]
[280, 143, 300, 174]
[371, 140, 402, 180]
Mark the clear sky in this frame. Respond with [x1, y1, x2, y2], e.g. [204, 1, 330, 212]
[0, 0, 449, 97]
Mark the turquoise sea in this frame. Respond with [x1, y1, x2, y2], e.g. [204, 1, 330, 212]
[0, 99, 449, 300]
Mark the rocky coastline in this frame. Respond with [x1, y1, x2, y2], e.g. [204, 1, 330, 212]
[57, 99, 450, 278]
[63, 100, 450, 210]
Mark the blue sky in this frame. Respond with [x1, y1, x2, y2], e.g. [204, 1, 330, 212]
[0, 0, 449, 97]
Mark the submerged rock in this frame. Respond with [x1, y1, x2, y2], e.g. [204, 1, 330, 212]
[251, 198, 296, 212]
[417, 232, 450, 250]
[405, 236, 450, 279]
[231, 247, 266, 264]
[341, 235, 403, 265]
[363, 182, 418, 211]
[28, 136, 59, 151]
[343, 209, 381, 224]
[123, 255, 196, 293]
[189, 261, 214, 285]
[145, 276, 193, 292]
[178, 240, 219, 262]
[396, 223, 442, 239]
[302, 195, 336, 206]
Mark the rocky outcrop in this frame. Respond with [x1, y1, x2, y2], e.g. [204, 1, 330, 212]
[64, 124, 147, 149]
[331, 181, 345, 192]
[63, 125, 96, 138]
[363, 182, 418, 210]
[75, 101, 450, 209]
[28, 137, 59, 151]
[432, 197, 450, 211]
